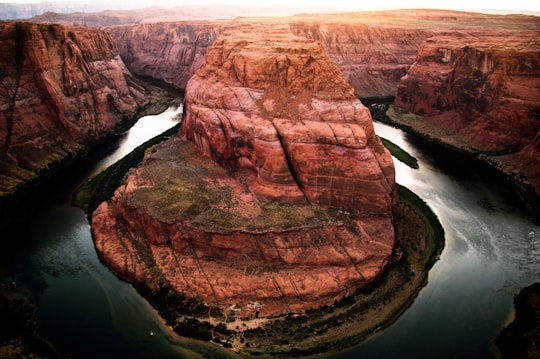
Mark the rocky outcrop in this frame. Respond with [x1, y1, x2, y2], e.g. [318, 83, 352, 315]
[182, 24, 395, 212]
[0, 21, 151, 196]
[92, 25, 395, 318]
[393, 31, 540, 200]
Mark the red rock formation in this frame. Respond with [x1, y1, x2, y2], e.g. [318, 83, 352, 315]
[0, 21, 151, 196]
[92, 138, 395, 318]
[395, 33, 540, 153]
[181, 24, 395, 213]
[106, 22, 221, 89]
[92, 25, 395, 318]
[105, 16, 431, 97]
[288, 22, 430, 98]
[393, 31, 540, 197]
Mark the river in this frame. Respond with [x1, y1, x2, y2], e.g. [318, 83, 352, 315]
[1, 106, 538, 359]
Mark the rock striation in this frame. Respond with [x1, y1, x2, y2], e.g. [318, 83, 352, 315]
[92, 25, 395, 318]
[289, 21, 429, 98]
[105, 15, 432, 97]
[393, 31, 540, 200]
[107, 22, 221, 90]
[0, 21, 151, 196]
[182, 24, 395, 212]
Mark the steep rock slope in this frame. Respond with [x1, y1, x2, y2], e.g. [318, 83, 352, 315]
[0, 21, 151, 196]
[393, 31, 540, 200]
[105, 16, 431, 97]
[92, 25, 395, 318]
[289, 22, 429, 98]
[182, 24, 395, 212]
[106, 22, 222, 90]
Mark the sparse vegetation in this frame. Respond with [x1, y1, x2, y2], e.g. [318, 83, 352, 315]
[122, 177, 444, 356]
[78, 106, 445, 355]
[73, 124, 181, 216]
[380, 137, 419, 169]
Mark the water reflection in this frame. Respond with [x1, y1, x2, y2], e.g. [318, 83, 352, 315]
[2, 113, 539, 359]
[90, 104, 183, 176]
[331, 122, 540, 358]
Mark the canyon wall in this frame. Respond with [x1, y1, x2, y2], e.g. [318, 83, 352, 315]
[106, 17, 431, 98]
[92, 25, 395, 318]
[106, 22, 222, 90]
[393, 31, 540, 198]
[288, 22, 430, 98]
[0, 21, 151, 196]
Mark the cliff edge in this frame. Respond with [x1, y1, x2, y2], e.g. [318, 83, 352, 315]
[91, 25, 395, 320]
[393, 29, 540, 212]
[0, 21, 151, 197]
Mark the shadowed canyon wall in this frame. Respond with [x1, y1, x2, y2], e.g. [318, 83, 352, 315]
[394, 30, 540, 201]
[0, 21, 151, 197]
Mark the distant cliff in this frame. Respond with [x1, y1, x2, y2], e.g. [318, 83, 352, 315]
[105, 16, 432, 98]
[0, 21, 151, 197]
[289, 22, 430, 98]
[106, 22, 222, 90]
[393, 30, 540, 208]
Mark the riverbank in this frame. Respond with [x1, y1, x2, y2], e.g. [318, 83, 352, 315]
[0, 89, 177, 359]
[0, 85, 174, 234]
[88, 170, 444, 356]
[370, 103, 540, 223]
[215, 184, 445, 356]
[496, 282, 540, 359]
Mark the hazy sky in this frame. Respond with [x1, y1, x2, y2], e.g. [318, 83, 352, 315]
[2, 0, 540, 12]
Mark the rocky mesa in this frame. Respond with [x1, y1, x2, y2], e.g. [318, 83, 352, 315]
[92, 24, 395, 319]
[0, 21, 151, 197]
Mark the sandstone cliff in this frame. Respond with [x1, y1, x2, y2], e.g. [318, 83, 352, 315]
[182, 24, 395, 212]
[106, 22, 222, 90]
[92, 25, 395, 319]
[0, 21, 151, 196]
[105, 15, 432, 97]
[289, 22, 430, 98]
[393, 30, 540, 200]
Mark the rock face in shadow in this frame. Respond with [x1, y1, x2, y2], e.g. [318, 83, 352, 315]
[0, 21, 151, 196]
[393, 31, 540, 199]
[91, 25, 395, 318]
[106, 22, 222, 91]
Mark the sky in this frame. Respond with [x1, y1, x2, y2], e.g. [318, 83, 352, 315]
[1, 0, 540, 13]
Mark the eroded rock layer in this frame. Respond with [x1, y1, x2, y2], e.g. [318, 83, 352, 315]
[0, 21, 150, 196]
[106, 15, 432, 98]
[92, 25, 396, 318]
[393, 31, 540, 197]
[181, 24, 395, 213]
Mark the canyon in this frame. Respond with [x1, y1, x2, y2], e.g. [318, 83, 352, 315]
[104, 11, 540, 211]
[106, 12, 432, 99]
[91, 24, 396, 320]
[0, 21, 153, 200]
[0, 7, 538, 356]
[393, 30, 540, 213]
